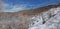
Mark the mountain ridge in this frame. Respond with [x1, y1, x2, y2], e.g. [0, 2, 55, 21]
[0, 3, 60, 29]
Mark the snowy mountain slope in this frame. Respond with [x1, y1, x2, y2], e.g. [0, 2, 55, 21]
[0, 4, 60, 29]
[28, 6, 60, 29]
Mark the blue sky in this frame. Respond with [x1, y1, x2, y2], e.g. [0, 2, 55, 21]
[0, 0, 60, 12]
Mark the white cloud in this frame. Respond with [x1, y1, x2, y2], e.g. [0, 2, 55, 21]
[1, 4, 30, 12]
[0, 0, 34, 12]
[0, 0, 4, 11]
[3, 4, 29, 12]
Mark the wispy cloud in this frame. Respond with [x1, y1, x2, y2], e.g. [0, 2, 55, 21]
[3, 4, 30, 12]
[0, 0, 36, 12]
[0, 0, 4, 12]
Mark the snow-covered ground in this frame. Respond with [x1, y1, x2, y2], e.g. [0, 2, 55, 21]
[0, 6, 60, 29]
[28, 7, 60, 29]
